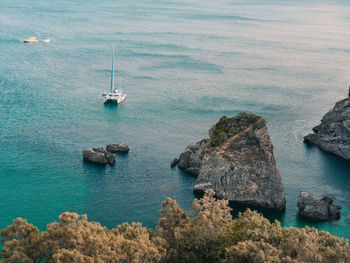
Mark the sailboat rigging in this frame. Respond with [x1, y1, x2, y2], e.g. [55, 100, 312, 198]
[102, 47, 126, 104]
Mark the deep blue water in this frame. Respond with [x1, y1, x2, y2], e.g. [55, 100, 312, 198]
[0, 0, 350, 239]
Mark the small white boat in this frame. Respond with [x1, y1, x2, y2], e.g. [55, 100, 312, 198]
[103, 90, 126, 104]
[43, 38, 50, 43]
[23, 37, 38, 44]
[102, 48, 126, 104]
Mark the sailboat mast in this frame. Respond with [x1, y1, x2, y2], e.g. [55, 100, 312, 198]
[110, 47, 115, 93]
[113, 47, 116, 92]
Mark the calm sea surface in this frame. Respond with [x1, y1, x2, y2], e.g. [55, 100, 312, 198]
[0, 0, 350, 238]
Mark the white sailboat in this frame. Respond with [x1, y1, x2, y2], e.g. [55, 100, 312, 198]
[23, 37, 38, 44]
[102, 48, 126, 104]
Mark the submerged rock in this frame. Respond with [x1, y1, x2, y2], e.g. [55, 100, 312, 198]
[82, 146, 115, 165]
[176, 113, 286, 210]
[297, 191, 341, 221]
[304, 91, 350, 161]
[106, 144, 129, 154]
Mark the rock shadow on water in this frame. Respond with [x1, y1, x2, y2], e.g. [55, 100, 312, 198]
[303, 143, 350, 191]
[295, 213, 342, 229]
[177, 167, 198, 178]
[82, 159, 109, 170]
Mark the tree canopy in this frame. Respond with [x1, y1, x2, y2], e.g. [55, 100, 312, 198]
[1, 190, 349, 263]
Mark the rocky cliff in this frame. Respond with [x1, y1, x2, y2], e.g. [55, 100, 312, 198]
[177, 139, 209, 176]
[175, 113, 286, 210]
[304, 96, 350, 161]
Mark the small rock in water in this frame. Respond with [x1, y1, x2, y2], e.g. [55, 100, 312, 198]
[297, 191, 341, 221]
[170, 158, 178, 167]
[106, 144, 129, 154]
[82, 146, 115, 165]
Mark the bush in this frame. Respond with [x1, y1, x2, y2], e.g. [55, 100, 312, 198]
[210, 113, 266, 147]
[1, 190, 349, 263]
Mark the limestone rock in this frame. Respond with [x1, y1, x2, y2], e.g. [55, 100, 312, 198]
[304, 95, 350, 161]
[177, 139, 209, 176]
[176, 113, 286, 210]
[106, 144, 129, 154]
[297, 191, 341, 221]
[170, 158, 178, 167]
[82, 146, 115, 165]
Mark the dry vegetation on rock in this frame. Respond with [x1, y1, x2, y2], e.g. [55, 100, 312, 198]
[209, 113, 266, 147]
[1, 190, 349, 263]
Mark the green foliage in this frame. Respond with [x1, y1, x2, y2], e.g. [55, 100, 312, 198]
[224, 240, 281, 263]
[0, 212, 165, 263]
[246, 133, 260, 145]
[0, 218, 44, 263]
[157, 198, 190, 262]
[111, 222, 166, 263]
[173, 189, 233, 263]
[210, 113, 266, 147]
[1, 190, 349, 263]
[227, 209, 282, 246]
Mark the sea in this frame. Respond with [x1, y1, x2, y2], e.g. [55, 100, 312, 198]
[0, 0, 349, 239]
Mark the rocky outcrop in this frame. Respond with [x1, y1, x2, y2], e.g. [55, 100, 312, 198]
[304, 93, 350, 161]
[106, 144, 129, 154]
[170, 158, 179, 167]
[175, 113, 286, 210]
[297, 191, 341, 221]
[177, 139, 209, 176]
[82, 146, 115, 165]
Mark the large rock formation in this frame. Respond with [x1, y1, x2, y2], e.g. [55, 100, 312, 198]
[297, 191, 341, 221]
[175, 113, 286, 210]
[304, 94, 350, 161]
[82, 146, 115, 165]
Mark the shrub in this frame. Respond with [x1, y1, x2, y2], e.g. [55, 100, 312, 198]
[210, 113, 266, 147]
[1, 190, 349, 263]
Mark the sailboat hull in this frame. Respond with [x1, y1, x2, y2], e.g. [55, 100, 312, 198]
[103, 93, 126, 104]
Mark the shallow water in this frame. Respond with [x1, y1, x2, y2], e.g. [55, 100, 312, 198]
[0, 0, 349, 238]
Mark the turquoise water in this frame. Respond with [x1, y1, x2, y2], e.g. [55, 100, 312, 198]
[1, 0, 350, 239]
